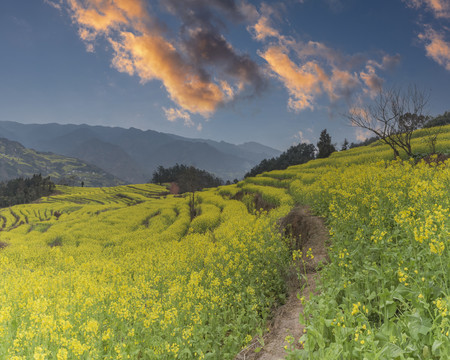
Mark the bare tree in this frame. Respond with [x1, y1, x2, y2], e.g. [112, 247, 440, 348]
[347, 85, 430, 158]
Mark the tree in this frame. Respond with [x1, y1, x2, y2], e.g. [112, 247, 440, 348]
[423, 111, 450, 128]
[0, 174, 55, 208]
[341, 138, 349, 151]
[151, 164, 222, 191]
[347, 85, 429, 158]
[245, 142, 316, 178]
[316, 129, 336, 158]
[420, 111, 449, 154]
[150, 164, 223, 219]
[349, 135, 379, 149]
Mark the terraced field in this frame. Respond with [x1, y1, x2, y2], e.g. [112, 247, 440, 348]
[0, 125, 449, 359]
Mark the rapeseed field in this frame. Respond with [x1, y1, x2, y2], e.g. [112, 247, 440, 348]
[0, 125, 449, 359]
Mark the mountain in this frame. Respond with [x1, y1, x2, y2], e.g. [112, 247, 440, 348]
[0, 121, 281, 182]
[0, 138, 125, 187]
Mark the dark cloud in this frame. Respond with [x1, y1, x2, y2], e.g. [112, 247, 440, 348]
[161, 0, 266, 95]
[184, 28, 266, 92]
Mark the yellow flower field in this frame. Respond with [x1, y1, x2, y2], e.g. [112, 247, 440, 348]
[0, 125, 449, 359]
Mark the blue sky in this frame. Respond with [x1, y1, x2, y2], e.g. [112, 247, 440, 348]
[1, 0, 449, 151]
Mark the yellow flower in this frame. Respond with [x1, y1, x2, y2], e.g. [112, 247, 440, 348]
[57, 348, 68, 360]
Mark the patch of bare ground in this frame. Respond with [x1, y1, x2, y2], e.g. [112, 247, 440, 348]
[235, 206, 329, 360]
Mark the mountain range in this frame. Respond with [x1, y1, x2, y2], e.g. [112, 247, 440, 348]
[0, 121, 281, 184]
[0, 137, 124, 186]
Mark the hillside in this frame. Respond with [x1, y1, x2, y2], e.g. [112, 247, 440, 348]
[0, 121, 281, 182]
[0, 125, 448, 359]
[0, 137, 125, 187]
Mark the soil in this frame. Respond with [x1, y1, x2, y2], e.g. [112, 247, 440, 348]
[235, 206, 329, 360]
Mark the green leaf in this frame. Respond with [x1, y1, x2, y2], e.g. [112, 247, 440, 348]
[432, 340, 443, 354]
[380, 343, 405, 358]
[407, 313, 432, 340]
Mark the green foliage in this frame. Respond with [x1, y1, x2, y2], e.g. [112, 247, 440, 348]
[0, 138, 124, 187]
[245, 142, 315, 178]
[316, 129, 336, 159]
[287, 160, 450, 359]
[0, 174, 55, 208]
[424, 111, 450, 128]
[151, 164, 223, 193]
[349, 135, 380, 149]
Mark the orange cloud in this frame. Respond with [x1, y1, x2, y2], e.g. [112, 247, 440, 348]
[360, 64, 383, 97]
[252, 15, 281, 41]
[58, 0, 262, 118]
[163, 107, 194, 127]
[112, 31, 225, 116]
[404, 0, 450, 18]
[250, 5, 394, 112]
[419, 27, 450, 70]
[260, 45, 324, 111]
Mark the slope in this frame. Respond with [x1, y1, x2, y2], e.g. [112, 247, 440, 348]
[0, 125, 447, 359]
[0, 137, 125, 187]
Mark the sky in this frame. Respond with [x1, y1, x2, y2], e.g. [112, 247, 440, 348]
[1, 0, 450, 151]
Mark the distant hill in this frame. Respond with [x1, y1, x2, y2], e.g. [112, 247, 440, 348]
[0, 121, 281, 182]
[0, 138, 125, 187]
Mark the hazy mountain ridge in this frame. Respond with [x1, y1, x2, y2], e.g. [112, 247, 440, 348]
[0, 121, 281, 182]
[0, 137, 124, 187]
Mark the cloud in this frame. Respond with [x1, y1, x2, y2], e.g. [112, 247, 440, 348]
[403, 1, 450, 71]
[403, 0, 450, 19]
[160, 0, 265, 95]
[52, 0, 263, 118]
[251, 6, 393, 112]
[250, 5, 282, 41]
[259, 45, 324, 111]
[360, 64, 383, 97]
[381, 54, 402, 70]
[183, 28, 265, 94]
[44, 0, 62, 11]
[355, 128, 372, 142]
[164, 107, 191, 122]
[294, 130, 311, 144]
[163, 107, 195, 127]
[419, 26, 450, 70]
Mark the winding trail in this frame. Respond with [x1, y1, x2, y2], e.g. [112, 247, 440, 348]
[236, 206, 329, 360]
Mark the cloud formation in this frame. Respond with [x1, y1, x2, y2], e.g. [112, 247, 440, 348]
[53, 0, 263, 121]
[403, 0, 450, 19]
[163, 107, 193, 126]
[251, 7, 396, 111]
[419, 26, 450, 70]
[294, 130, 311, 144]
[44, 0, 62, 11]
[404, 0, 450, 71]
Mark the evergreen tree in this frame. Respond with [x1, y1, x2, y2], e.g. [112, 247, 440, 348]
[245, 142, 316, 178]
[317, 129, 336, 158]
[0, 174, 55, 208]
[423, 111, 450, 128]
[150, 164, 223, 192]
[341, 138, 349, 151]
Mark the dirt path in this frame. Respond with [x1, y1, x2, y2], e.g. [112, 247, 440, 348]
[235, 206, 329, 360]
